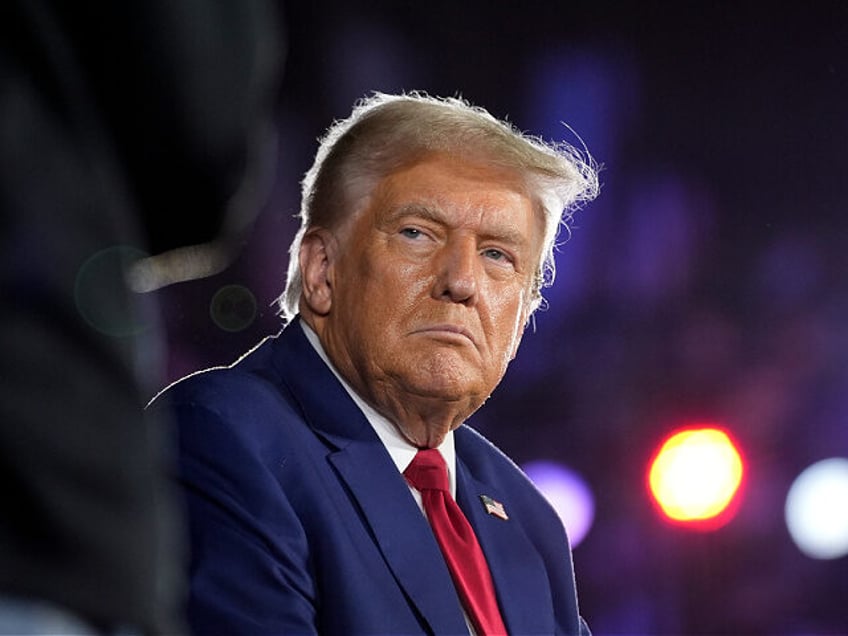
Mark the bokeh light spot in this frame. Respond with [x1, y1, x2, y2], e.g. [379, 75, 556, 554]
[74, 245, 151, 337]
[648, 426, 744, 528]
[210, 284, 257, 332]
[522, 460, 595, 547]
[785, 457, 848, 560]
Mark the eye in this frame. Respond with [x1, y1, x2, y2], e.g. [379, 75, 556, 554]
[400, 227, 423, 239]
[482, 248, 509, 262]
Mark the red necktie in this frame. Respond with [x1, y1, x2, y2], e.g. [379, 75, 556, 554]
[404, 449, 508, 635]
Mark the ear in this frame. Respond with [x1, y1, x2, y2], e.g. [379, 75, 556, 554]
[299, 228, 336, 316]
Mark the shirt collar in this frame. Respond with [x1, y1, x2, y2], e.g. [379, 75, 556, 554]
[298, 320, 457, 495]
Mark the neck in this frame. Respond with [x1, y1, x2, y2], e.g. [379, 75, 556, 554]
[365, 386, 472, 448]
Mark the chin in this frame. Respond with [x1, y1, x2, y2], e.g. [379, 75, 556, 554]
[391, 350, 492, 399]
[405, 371, 486, 404]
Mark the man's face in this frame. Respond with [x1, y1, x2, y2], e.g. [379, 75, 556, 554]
[314, 153, 544, 442]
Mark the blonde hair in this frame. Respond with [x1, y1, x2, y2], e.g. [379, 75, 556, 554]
[280, 91, 599, 320]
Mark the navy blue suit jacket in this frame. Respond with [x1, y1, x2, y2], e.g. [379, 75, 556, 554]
[155, 319, 590, 635]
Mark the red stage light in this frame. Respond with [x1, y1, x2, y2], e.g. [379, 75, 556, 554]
[648, 426, 744, 530]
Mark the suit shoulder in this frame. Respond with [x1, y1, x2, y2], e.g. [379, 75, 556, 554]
[148, 338, 305, 455]
[150, 338, 288, 414]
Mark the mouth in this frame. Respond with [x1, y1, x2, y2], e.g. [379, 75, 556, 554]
[413, 324, 476, 346]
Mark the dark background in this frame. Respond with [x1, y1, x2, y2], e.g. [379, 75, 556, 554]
[154, 2, 848, 634]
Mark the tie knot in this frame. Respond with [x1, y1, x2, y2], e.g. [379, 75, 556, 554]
[404, 449, 449, 492]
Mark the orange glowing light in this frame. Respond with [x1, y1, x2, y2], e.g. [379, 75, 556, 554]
[648, 426, 744, 528]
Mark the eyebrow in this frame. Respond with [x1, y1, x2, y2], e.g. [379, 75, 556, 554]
[385, 203, 530, 248]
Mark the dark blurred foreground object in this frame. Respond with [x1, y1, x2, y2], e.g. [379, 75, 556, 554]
[0, 0, 284, 633]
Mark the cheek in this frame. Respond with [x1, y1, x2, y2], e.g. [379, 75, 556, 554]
[371, 259, 432, 304]
[488, 282, 530, 322]
[487, 289, 531, 358]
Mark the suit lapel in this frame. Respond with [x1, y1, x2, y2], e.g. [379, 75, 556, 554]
[329, 444, 469, 635]
[269, 321, 468, 635]
[457, 460, 556, 635]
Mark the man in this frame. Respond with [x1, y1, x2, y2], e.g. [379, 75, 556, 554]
[153, 92, 599, 635]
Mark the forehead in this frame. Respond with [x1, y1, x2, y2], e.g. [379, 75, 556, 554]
[366, 154, 544, 235]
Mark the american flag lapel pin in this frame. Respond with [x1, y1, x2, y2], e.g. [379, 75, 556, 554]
[480, 494, 508, 520]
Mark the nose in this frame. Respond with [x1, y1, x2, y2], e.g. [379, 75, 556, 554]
[433, 236, 478, 305]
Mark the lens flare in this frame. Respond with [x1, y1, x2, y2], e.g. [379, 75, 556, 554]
[648, 426, 744, 529]
[523, 460, 595, 547]
[785, 458, 848, 560]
